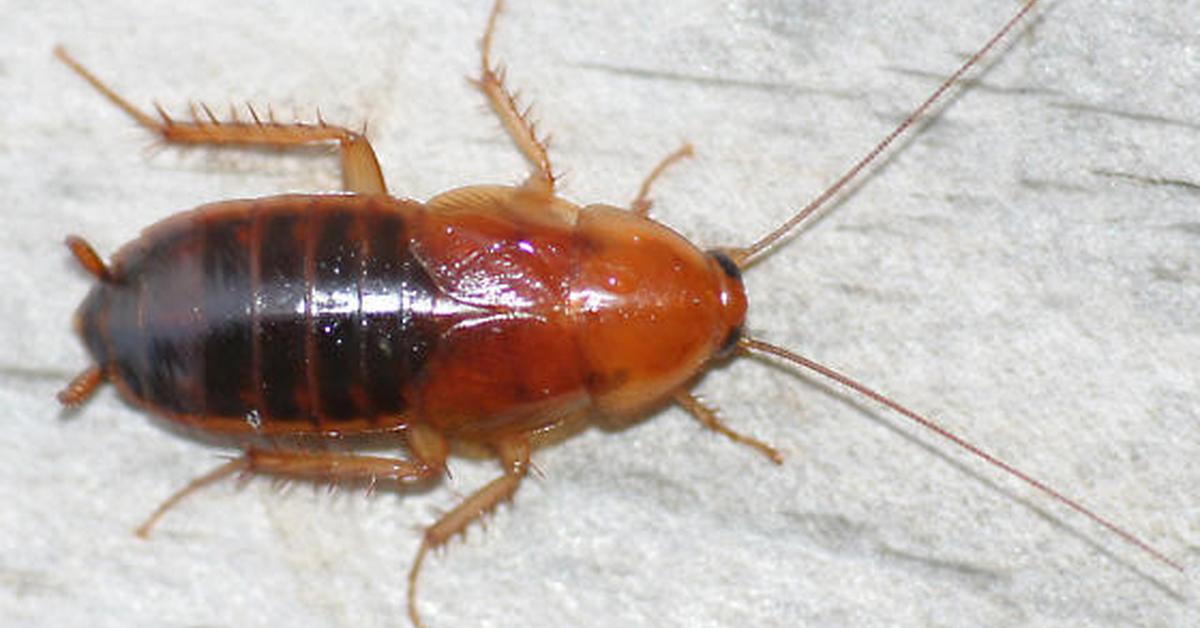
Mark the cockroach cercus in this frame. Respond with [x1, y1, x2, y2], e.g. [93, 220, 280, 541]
[47, 0, 1187, 626]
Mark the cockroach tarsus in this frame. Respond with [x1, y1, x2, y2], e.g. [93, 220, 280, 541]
[53, 0, 1178, 625]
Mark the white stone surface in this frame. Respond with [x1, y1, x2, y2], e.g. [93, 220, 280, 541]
[2, 1, 1196, 626]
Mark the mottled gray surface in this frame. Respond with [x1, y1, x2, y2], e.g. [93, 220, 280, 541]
[2, 1, 1197, 627]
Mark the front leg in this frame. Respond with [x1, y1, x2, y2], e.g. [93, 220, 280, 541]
[674, 389, 783, 464]
[630, 143, 695, 216]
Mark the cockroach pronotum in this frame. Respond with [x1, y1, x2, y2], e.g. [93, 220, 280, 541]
[42, 0, 1188, 625]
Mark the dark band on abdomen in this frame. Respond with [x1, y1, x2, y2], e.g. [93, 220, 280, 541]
[83, 198, 445, 429]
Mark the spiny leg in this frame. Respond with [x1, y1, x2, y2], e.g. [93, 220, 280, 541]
[53, 46, 386, 194]
[135, 457, 248, 539]
[630, 143, 694, 216]
[136, 424, 450, 538]
[674, 390, 783, 464]
[475, 0, 555, 192]
[408, 434, 531, 628]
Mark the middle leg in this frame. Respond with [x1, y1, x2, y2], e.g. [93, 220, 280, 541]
[407, 433, 532, 628]
[475, 1, 556, 192]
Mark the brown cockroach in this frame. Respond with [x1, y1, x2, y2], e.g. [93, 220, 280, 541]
[35, 0, 1190, 624]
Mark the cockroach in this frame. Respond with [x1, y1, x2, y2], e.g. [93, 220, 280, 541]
[49, 0, 1184, 626]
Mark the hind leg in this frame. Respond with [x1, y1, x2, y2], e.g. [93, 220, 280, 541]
[54, 46, 386, 194]
[135, 424, 450, 538]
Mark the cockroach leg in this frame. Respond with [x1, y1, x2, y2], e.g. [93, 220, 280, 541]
[56, 365, 105, 408]
[137, 438, 449, 539]
[674, 390, 783, 465]
[630, 143, 695, 217]
[52, 46, 387, 195]
[136, 457, 249, 539]
[475, 0, 555, 193]
[408, 434, 531, 628]
[64, 235, 112, 283]
[338, 134, 387, 195]
[239, 447, 447, 485]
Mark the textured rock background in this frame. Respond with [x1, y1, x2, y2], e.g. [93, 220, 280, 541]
[3, 1, 1196, 626]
